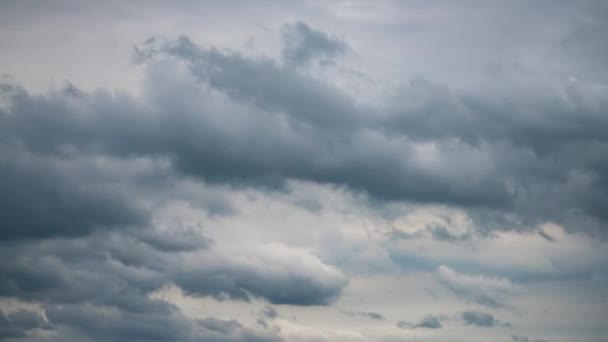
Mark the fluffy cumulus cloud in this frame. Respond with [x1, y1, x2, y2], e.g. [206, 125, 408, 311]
[0, 1, 607, 341]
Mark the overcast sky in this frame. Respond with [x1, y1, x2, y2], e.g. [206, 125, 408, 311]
[1, 1, 607, 341]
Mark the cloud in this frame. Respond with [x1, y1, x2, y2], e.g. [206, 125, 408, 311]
[254, 306, 279, 330]
[381, 76, 608, 235]
[0, 311, 26, 340]
[196, 317, 283, 342]
[281, 21, 349, 66]
[1, 4, 608, 340]
[0, 145, 147, 241]
[536, 228, 555, 242]
[428, 225, 472, 242]
[138, 226, 212, 252]
[173, 243, 347, 305]
[42, 303, 283, 342]
[461, 310, 510, 328]
[0, 42, 512, 215]
[256, 306, 279, 320]
[512, 335, 551, 342]
[397, 315, 443, 329]
[151, 38, 521, 210]
[0, 228, 342, 340]
[0, 309, 50, 339]
[0, 233, 346, 309]
[340, 310, 386, 321]
[3, 27, 608, 238]
[435, 266, 517, 308]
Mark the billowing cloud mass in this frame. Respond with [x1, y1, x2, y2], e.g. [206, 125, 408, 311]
[0, 1, 607, 341]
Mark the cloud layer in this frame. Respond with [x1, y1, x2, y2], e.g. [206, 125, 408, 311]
[0, 1, 607, 341]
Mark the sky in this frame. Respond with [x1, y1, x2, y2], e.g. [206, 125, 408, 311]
[0, 1, 607, 341]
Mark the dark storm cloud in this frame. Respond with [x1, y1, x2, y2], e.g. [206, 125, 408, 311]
[42, 303, 283, 342]
[0, 231, 345, 309]
[281, 21, 349, 67]
[382, 77, 608, 152]
[4, 30, 608, 237]
[0, 227, 339, 340]
[6, 310, 51, 331]
[0, 311, 26, 340]
[0, 146, 146, 241]
[44, 303, 190, 342]
[0, 2, 605, 340]
[0, 235, 167, 311]
[0, 8, 606, 239]
[1, 37, 516, 214]
[382, 76, 608, 234]
[0, 309, 50, 340]
[8, 30, 607, 236]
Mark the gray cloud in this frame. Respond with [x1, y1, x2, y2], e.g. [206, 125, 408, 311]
[0, 231, 345, 309]
[0, 226, 341, 340]
[435, 266, 516, 308]
[4, 29, 606, 238]
[172, 244, 347, 306]
[341, 310, 386, 321]
[138, 226, 212, 252]
[281, 21, 349, 67]
[160, 35, 363, 130]
[461, 310, 510, 328]
[254, 306, 279, 330]
[428, 225, 472, 242]
[153, 37, 518, 210]
[0, 309, 50, 340]
[0, 311, 26, 340]
[1, 3, 607, 341]
[512, 335, 551, 342]
[382, 76, 608, 234]
[382, 77, 608, 152]
[196, 317, 282, 342]
[41, 303, 283, 342]
[536, 229, 555, 242]
[256, 306, 279, 320]
[397, 315, 443, 329]
[5, 310, 51, 331]
[0, 41, 514, 215]
[0, 235, 167, 311]
[0, 145, 147, 241]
